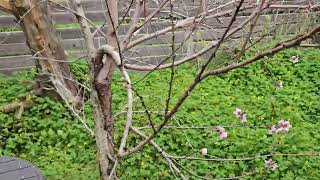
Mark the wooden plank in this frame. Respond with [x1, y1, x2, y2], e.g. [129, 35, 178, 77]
[0, 0, 312, 17]
[2, 26, 299, 57]
[0, 8, 305, 28]
[0, 53, 186, 74]
[0, 21, 310, 57]
[0, 55, 35, 68]
[0, 31, 26, 44]
[0, 12, 315, 44]
[0, 43, 31, 56]
[0, 50, 86, 74]
[1, 1, 317, 27]
[0, 34, 298, 74]
[125, 54, 187, 66]
[0, 54, 189, 74]
[46, 0, 312, 12]
[0, 10, 107, 27]
[0, 39, 187, 57]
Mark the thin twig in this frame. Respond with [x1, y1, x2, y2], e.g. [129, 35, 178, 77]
[119, 0, 246, 157]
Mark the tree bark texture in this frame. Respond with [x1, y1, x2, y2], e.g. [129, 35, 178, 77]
[9, 0, 80, 103]
[92, 0, 119, 179]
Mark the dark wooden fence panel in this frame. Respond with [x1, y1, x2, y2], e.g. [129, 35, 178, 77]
[0, 12, 313, 44]
[0, 21, 308, 57]
[0, 0, 317, 74]
[0, 0, 312, 27]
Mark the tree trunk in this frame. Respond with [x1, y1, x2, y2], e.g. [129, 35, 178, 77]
[9, 0, 80, 103]
[92, 0, 119, 179]
[68, 0, 119, 178]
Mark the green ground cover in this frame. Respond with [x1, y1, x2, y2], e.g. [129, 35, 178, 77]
[0, 48, 319, 179]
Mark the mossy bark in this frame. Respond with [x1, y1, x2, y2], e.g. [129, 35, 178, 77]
[9, 0, 80, 103]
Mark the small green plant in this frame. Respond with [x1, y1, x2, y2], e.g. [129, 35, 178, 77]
[0, 48, 319, 179]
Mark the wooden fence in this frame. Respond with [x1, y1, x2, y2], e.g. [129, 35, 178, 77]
[0, 0, 318, 74]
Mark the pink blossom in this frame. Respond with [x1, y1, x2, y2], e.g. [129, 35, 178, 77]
[233, 108, 247, 123]
[268, 125, 277, 134]
[269, 119, 292, 134]
[276, 119, 292, 133]
[219, 131, 228, 139]
[215, 126, 228, 140]
[265, 159, 278, 171]
[199, 148, 208, 155]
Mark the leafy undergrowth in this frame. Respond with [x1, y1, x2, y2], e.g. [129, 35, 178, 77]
[0, 48, 320, 179]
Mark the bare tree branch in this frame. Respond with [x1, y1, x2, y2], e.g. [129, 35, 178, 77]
[122, 0, 144, 49]
[122, 4, 266, 71]
[119, 0, 246, 157]
[131, 126, 187, 180]
[123, 0, 245, 51]
[121, 0, 175, 49]
[201, 25, 320, 79]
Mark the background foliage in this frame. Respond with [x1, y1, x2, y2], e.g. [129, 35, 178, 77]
[0, 48, 319, 179]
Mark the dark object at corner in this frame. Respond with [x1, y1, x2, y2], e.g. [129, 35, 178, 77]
[0, 156, 45, 180]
